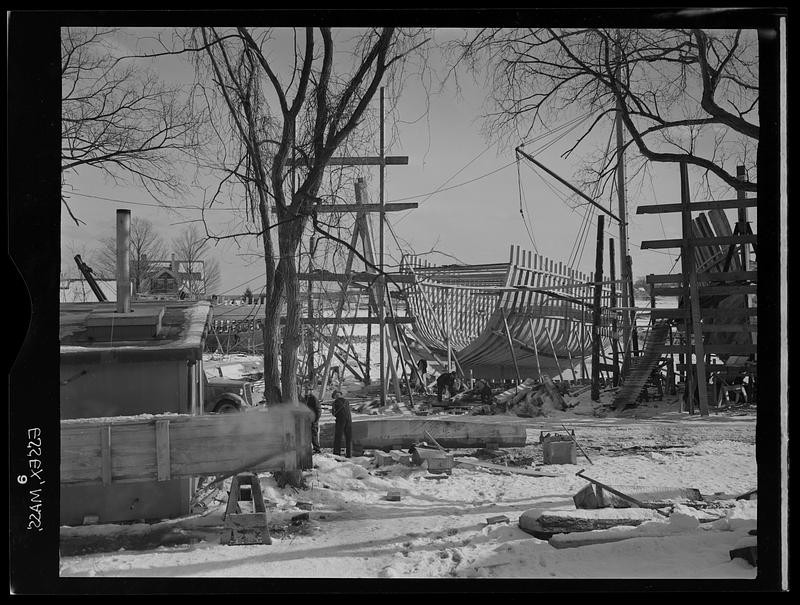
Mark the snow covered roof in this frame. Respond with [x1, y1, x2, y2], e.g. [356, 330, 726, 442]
[60, 300, 212, 363]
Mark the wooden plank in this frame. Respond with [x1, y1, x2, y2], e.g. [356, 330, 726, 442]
[318, 417, 527, 449]
[651, 285, 757, 297]
[676, 363, 757, 374]
[651, 308, 757, 319]
[700, 324, 759, 333]
[646, 271, 758, 284]
[155, 419, 171, 481]
[641, 235, 757, 249]
[636, 198, 758, 214]
[312, 203, 418, 214]
[654, 344, 758, 354]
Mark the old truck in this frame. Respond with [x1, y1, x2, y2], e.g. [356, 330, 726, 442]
[204, 373, 256, 414]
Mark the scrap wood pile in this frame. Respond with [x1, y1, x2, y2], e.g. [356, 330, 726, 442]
[467, 376, 573, 417]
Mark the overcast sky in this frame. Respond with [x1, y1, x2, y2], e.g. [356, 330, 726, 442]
[60, 26, 756, 296]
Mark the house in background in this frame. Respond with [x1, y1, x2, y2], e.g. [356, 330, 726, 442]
[140, 255, 206, 299]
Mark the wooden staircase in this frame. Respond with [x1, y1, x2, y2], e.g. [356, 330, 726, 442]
[614, 322, 671, 410]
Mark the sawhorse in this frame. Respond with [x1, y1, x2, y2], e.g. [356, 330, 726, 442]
[221, 472, 272, 545]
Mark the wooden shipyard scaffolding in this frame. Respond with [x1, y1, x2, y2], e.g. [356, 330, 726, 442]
[399, 245, 617, 385]
[614, 163, 758, 415]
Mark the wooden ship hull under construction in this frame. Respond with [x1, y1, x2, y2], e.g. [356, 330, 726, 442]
[399, 245, 616, 381]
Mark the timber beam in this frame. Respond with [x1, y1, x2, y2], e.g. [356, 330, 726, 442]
[637, 198, 757, 214]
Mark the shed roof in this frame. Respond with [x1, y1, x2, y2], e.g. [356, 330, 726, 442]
[60, 300, 212, 363]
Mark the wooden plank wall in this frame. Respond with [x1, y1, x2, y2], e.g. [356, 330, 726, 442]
[61, 406, 313, 486]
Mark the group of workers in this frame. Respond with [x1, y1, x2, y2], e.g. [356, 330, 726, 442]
[299, 362, 493, 459]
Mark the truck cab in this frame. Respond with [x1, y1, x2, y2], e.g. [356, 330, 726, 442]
[202, 372, 255, 414]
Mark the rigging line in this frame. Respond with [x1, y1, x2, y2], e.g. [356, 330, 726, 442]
[516, 157, 539, 253]
[388, 160, 518, 205]
[569, 114, 616, 268]
[70, 191, 234, 212]
[645, 162, 677, 264]
[391, 108, 605, 224]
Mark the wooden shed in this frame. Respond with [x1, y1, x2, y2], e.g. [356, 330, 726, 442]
[59, 300, 212, 525]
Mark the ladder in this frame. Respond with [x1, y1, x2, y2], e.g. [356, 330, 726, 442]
[220, 472, 271, 545]
[613, 322, 671, 410]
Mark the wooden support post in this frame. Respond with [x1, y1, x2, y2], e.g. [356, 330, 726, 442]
[681, 164, 709, 416]
[679, 164, 696, 414]
[501, 308, 522, 384]
[386, 287, 415, 408]
[365, 304, 372, 385]
[609, 237, 620, 386]
[527, 318, 543, 382]
[379, 86, 387, 407]
[591, 215, 605, 401]
[544, 324, 564, 383]
[580, 305, 587, 381]
[627, 254, 639, 358]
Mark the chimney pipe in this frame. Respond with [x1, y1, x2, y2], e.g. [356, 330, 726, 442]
[116, 209, 131, 313]
[171, 253, 178, 275]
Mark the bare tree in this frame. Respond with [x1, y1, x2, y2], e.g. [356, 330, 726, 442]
[194, 27, 429, 402]
[92, 217, 167, 293]
[450, 28, 758, 195]
[61, 27, 203, 224]
[172, 224, 213, 296]
[203, 256, 222, 296]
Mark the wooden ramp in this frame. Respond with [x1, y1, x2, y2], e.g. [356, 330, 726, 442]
[613, 322, 671, 410]
[61, 405, 312, 486]
[319, 416, 527, 450]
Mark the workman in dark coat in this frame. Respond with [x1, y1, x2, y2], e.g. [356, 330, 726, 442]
[475, 379, 493, 403]
[303, 387, 322, 454]
[436, 371, 458, 402]
[331, 390, 353, 458]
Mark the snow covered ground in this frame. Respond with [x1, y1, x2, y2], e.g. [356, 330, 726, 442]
[59, 393, 758, 579]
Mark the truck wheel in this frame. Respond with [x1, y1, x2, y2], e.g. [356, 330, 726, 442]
[213, 400, 241, 414]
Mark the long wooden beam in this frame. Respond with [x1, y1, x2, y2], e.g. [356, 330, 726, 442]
[641, 235, 757, 249]
[650, 285, 758, 297]
[651, 308, 758, 319]
[637, 198, 758, 214]
[654, 344, 758, 354]
[318, 416, 527, 449]
[646, 271, 758, 284]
